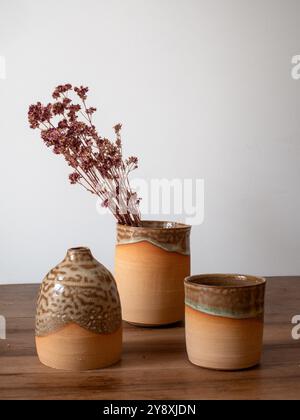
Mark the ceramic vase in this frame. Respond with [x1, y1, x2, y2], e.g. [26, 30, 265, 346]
[115, 221, 191, 326]
[35, 247, 122, 371]
[185, 274, 266, 370]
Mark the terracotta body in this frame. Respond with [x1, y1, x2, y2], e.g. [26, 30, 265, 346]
[35, 247, 122, 371]
[185, 274, 266, 371]
[115, 221, 191, 326]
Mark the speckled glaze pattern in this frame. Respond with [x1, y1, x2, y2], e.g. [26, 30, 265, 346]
[117, 221, 191, 255]
[185, 274, 266, 319]
[36, 247, 122, 336]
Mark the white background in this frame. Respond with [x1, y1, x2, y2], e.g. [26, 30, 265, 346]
[1, 0, 300, 284]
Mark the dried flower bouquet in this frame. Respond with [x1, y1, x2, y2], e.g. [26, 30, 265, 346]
[28, 84, 141, 226]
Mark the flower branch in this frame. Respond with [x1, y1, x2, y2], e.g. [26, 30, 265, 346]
[28, 84, 141, 226]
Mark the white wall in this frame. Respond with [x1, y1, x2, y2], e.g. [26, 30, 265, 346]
[1, 0, 300, 284]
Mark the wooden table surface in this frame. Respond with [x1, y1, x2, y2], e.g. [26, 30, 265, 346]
[0, 277, 300, 400]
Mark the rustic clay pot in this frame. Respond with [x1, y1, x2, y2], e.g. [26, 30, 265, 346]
[35, 247, 122, 371]
[115, 221, 191, 326]
[185, 274, 266, 370]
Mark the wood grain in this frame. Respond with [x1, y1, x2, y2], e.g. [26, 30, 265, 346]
[0, 277, 300, 400]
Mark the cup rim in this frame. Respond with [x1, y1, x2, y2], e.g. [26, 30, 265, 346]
[184, 273, 266, 289]
[117, 220, 191, 230]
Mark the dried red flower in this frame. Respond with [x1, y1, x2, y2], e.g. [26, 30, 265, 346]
[69, 172, 81, 184]
[52, 84, 72, 99]
[28, 84, 141, 226]
[74, 86, 89, 100]
[86, 107, 97, 115]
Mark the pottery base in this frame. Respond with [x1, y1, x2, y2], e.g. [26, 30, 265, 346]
[185, 306, 263, 371]
[36, 323, 122, 371]
[125, 319, 182, 328]
[115, 241, 190, 326]
[187, 358, 260, 371]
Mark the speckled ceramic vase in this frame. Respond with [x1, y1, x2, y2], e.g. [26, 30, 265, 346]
[185, 274, 266, 371]
[35, 247, 122, 371]
[115, 221, 191, 326]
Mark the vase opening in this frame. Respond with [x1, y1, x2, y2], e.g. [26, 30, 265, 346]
[66, 247, 93, 261]
[68, 246, 90, 252]
[118, 220, 191, 230]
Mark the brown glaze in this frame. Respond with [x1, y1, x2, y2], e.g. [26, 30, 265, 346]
[36, 247, 122, 336]
[184, 274, 266, 370]
[117, 221, 191, 255]
[185, 274, 266, 319]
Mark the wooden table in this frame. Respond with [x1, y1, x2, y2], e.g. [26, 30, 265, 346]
[0, 277, 300, 400]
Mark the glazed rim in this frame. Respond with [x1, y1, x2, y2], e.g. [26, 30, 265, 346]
[117, 220, 191, 230]
[67, 247, 90, 253]
[185, 274, 266, 289]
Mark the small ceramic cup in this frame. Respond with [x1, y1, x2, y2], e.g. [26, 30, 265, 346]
[184, 274, 266, 371]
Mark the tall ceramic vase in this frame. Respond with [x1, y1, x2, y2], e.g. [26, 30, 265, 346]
[115, 221, 191, 326]
[35, 247, 122, 371]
